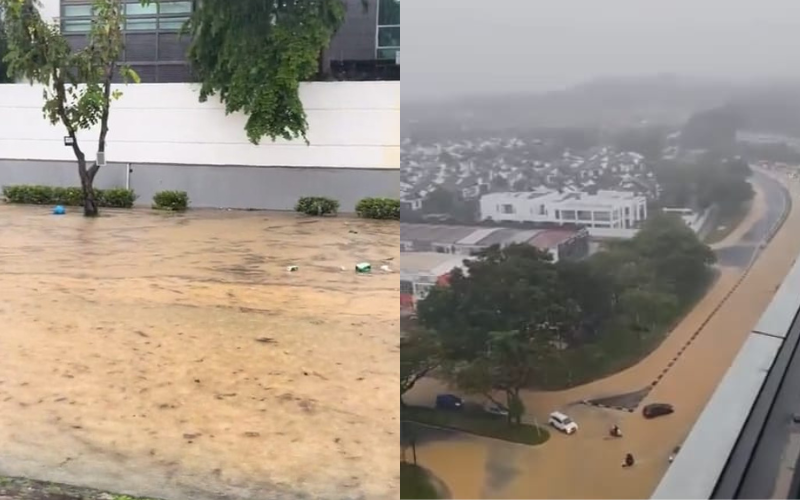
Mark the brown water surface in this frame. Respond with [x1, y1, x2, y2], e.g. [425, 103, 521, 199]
[0, 206, 399, 500]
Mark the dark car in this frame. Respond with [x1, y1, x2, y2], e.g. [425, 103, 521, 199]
[643, 403, 674, 419]
[435, 394, 464, 411]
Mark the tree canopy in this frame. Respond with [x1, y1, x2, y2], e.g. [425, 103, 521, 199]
[185, 0, 350, 144]
[415, 214, 717, 399]
[655, 156, 753, 216]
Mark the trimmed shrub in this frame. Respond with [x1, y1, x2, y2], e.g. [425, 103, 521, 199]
[97, 187, 137, 208]
[2, 185, 136, 208]
[152, 190, 189, 211]
[295, 196, 339, 216]
[355, 197, 400, 220]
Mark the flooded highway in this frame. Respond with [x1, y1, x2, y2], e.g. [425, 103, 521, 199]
[0, 206, 399, 500]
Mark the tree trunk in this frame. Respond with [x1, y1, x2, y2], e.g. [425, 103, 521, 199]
[78, 158, 99, 217]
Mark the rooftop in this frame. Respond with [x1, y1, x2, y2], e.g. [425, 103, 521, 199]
[400, 223, 582, 250]
[400, 252, 470, 277]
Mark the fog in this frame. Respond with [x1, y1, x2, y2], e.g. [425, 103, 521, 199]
[402, 0, 800, 102]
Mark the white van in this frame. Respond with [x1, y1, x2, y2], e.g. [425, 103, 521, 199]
[548, 411, 578, 434]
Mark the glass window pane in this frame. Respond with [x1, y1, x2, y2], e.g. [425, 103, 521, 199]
[378, 0, 400, 26]
[159, 1, 192, 15]
[377, 47, 398, 61]
[126, 17, 157, 30]
[62, 19, 91, 33]
[377, 26, 399, 48]
[64, 5, 93, 17]
[159, 18, 188, 30]
[125, 3, 157, 16]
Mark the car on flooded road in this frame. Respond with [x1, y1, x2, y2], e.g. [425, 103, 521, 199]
[643, 402, 674, 419]
[548, 411, 578, 434]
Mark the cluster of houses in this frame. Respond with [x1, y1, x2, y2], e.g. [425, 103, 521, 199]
[401, 137, 660, 212]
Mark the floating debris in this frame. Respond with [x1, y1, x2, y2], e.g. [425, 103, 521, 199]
[355, 262, 371, 273]
[287, 265, 299, 272]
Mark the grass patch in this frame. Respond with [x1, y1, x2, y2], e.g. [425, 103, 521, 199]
[534, 268, 718, 390]
[705, 202, 751, 244]
[400, 463, 441, 499]
[401, 405, 550, 445]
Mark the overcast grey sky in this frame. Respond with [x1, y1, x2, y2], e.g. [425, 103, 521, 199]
[402, 0, 800, 102]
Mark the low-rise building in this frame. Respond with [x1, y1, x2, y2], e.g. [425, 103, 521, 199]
[400, 223, 590, 262]
[479, 189, 647, 229]
[400, 252, 471, 315]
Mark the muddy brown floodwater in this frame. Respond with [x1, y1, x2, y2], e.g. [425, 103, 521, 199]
[0, 205, 399, 500]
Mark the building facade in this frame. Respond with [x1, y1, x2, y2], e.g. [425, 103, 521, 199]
[480, 190, 648, 229]
[0, 1, 400, 211]
[49, 0, 400, 83]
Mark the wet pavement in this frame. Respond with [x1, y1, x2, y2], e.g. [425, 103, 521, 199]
[0, 206, 399, 500]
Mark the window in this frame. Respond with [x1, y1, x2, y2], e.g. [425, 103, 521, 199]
[159, 1, 192, 15]
[127, 17, 157, 30]
[376, 0, 400, 61]
[561, 210, 576, 220]
[125, 3, 157, 16]
[63, 19, 92, 33]
[61, 1, 190, 34]
[577, 210, 592, 221]
[64, 5, 93, 17]
[500, 204, 515, 214]
[594, 211, 611, 221]
[400, 280, 413, 295]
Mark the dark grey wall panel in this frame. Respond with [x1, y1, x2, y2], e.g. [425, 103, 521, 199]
[328, 0, 378, 61]
[0, 160, 398, 212]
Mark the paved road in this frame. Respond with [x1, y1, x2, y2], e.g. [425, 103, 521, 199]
[408, 169, 800, 499]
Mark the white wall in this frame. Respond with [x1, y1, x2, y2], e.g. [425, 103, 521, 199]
[0, 81, 399, 169]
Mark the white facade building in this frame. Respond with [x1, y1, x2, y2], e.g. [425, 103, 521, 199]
[480, 189, 647, 229]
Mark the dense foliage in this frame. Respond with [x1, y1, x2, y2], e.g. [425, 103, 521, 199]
[3, 185, 136, 208]
[656, 156, 754, 216]
[295, 196, 339, 216]
[152, 190, 189, 211]
[356, 197, 400, 220]
[1, 0, 139, 216]
[186, 0, 349, 144]
[414, 213, 716, 411]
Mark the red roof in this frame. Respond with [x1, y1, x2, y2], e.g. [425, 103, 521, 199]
[528, 229, 578, 249]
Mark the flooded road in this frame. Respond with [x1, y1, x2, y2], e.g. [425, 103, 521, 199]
[406, 168, 800, 498]
[0, 206, 399, 500]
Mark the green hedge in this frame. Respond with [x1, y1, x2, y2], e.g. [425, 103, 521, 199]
[295, 196, 339, 216]
[2, 185, 136, 208]
[356, 197, 400, 220]
[152, 190, 189, 211]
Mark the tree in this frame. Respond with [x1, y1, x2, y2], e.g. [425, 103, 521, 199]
[418, 245, 579, 417]
[186, 0, 348, 145]
[400, 329, 440, 404]
[451, 330, 547, 425]
[2, 0, 139, 216]
[0, 6, 12, 83]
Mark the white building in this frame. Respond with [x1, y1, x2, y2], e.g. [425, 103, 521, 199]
[480, 189, 647, 229]
[400, 252, 471, 313]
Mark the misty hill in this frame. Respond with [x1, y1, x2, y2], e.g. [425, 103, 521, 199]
[403, 76, 800, 142]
